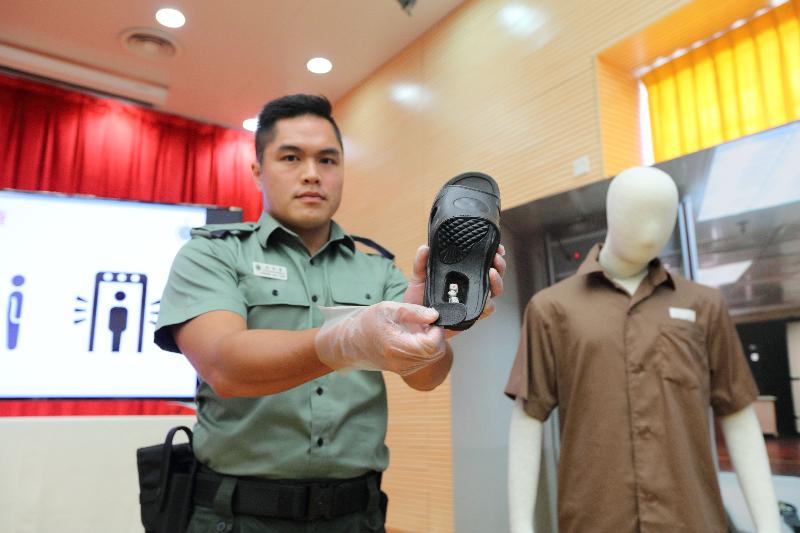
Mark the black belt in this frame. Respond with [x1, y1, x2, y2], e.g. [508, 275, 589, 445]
[193, 468, 380, 521]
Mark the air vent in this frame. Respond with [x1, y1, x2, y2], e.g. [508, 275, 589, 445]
[120, 28, 179, 59]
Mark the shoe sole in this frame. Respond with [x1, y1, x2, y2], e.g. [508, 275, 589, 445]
[433, 217, 499, 330]
[426, 172, 501, 330]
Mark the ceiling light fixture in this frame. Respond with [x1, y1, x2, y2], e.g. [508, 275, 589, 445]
[731, 18, 747, 30]
[155, 8, 186, 29]
[670, 48, 688, 60]
[306, 57, 332, 74]
[120, 28, 179, 59]
[242, 117, 258, 132]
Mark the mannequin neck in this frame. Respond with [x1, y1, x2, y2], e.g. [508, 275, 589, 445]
[598, 243, 649, 296]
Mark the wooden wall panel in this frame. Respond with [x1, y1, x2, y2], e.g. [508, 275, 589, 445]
[328, 0, 713, 531]
[597, 58, 644, 176]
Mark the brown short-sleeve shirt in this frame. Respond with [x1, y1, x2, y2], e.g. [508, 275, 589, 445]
[505, 244, 758, 533]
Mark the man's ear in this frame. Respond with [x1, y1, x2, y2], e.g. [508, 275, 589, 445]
[251, 161, 263, 190]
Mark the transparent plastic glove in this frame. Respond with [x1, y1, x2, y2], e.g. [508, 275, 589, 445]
[315, 301, 446, 376]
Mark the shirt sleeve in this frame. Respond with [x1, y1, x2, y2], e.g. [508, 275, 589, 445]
[154, 236, 246, 353]
[707, 291, 759, 416]
[504, 295, 558, 421]
[382, 260, 409, 303]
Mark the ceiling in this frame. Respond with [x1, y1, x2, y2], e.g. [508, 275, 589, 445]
[0, 0, 464, 130]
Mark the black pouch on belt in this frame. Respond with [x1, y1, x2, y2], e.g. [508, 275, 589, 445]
[136, 425, 199, 533]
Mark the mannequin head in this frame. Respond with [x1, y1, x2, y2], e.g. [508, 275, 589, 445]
[600, 166, 678, 278]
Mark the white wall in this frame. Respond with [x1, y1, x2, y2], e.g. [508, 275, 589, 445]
[450, 227, 553, 533]
[0, 415, 195, 533]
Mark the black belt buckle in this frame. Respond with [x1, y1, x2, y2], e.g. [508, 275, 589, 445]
[306, 483, 334, 521]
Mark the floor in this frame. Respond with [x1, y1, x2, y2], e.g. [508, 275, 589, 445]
[719, 471, 800, 533]
[716, 428, 800, 476]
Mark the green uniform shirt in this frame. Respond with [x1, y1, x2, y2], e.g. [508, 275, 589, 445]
[155, 211, 408, 479]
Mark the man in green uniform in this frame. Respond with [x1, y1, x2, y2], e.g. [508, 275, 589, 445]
[155, 94, 505, 532]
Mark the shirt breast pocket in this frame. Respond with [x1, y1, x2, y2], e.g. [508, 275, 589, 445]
[655, 323, 708, 389]
[242, 276, 310, 330]
[330, 276, 383, 307]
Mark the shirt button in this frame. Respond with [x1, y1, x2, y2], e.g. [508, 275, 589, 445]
[311, 295, 318, 302]
[272, 289, 279, 296]
[365, 294, 371, 300]
[316, 387, 323, 395]
[317, 437, 324, 447]
[638, 426, 650, 437]
[310, 259, 315, 265]
[632, 364, 644, 374]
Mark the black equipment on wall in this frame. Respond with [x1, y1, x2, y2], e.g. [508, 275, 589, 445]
[736, 320, 797, 436]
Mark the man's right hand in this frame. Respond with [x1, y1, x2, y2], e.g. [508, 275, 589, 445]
[315, 301, 447, 376]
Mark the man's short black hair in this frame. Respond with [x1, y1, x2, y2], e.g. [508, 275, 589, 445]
[255, 94, 343, 163]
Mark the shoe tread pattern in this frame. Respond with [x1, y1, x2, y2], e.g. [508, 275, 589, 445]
[437, 218, 490, 264]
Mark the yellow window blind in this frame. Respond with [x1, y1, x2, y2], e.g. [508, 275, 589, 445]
[642, 0, 800, 162]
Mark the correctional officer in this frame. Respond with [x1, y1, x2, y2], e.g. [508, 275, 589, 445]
[155, 94, 505, 532]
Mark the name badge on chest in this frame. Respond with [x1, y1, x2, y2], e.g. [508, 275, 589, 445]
[253, 262, 288, 281]
[669, 307, 696, 323]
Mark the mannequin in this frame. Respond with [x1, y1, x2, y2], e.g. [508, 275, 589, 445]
[506, 167, 779, 533]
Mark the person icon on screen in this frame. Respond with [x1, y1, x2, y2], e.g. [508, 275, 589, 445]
[108, 291, 128, 352]
[6, 275, 25, 350]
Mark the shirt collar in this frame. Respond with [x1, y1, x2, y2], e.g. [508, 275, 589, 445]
[254, 211, 355, 255]
[577, 243, 674, 289]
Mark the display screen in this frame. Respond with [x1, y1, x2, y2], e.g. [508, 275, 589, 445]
[0, 190, 240, 399]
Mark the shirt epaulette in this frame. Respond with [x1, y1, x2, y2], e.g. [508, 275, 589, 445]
[350, 235, 395, 260]
[191, 222, 259, 239]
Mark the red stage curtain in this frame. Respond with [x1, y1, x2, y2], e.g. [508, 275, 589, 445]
[0, 73, 261, 218]
[0, 72, 263, 417]
[0, 400, 196, 416]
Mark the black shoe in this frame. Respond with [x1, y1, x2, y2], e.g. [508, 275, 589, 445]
[424, 172, 501, 330]
[780, 501, 800, 531]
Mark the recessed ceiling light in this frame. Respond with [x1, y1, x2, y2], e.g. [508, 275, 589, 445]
[306, 57, 332, 74]
[242, 117, 258, 132]
[670, 48, 688, 59]
[652, 56, 668, 68]
[120, 28, 179, 59]
[155, 8, 186, 29]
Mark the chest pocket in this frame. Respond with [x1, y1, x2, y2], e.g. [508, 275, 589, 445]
[241, 275, 310, 330]
[330, 275, 383, 306]
[655, 323, 708, 389]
